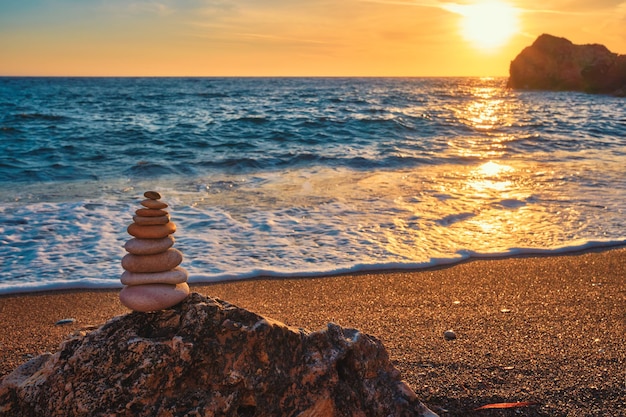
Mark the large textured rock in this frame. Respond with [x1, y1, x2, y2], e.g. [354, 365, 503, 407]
[508, 34, 626, 95]
[0, 293, 438, 417]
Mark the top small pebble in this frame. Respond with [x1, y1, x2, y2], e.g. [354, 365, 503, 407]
[144, 191, 162, 200]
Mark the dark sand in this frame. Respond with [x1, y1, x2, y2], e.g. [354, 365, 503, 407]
[1, 248, 625, 416]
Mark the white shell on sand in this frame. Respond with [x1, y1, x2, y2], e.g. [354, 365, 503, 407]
[124, 236, 175, 255]
[140, 198, 168, 209]
[132, 215, 170, 226]
[121, 267, 188, 286]
[127, 222, 176, 239]
[119, 282, 190, 312]
[121, 248, 183, 273]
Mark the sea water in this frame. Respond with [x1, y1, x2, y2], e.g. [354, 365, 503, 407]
[1, 77, 625, 294]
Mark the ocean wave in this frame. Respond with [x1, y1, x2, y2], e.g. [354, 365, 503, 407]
[1, 78, 625, 294]
[125, 162, 176, 177]
[232, 116, 270, 124]
[13, 113, 70, 122]
[0, 126, 21, 133]
[4, 77, 623, 184]
[196, 91, 230, 99]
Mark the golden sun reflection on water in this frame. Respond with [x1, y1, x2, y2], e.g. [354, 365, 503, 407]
[464, 99, 504, 130]
[352, 155, 558, 260]
[367, 80, 570, 258]
[476, 160, 513, 177]
[448, 83, 518, 159]
[448, 87, 536, 245]
[468, 161, 515, 193]
[463, 161, 528, 238]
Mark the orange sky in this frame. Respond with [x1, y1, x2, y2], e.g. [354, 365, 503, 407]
[1, 0, 625, 76]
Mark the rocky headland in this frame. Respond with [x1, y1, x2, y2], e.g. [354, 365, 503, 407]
[508, 34, 626, 95]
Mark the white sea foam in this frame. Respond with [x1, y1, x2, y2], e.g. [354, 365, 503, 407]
[1, 163, 625, 295]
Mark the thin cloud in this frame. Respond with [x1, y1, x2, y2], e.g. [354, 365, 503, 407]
[127, 2, 175, 16]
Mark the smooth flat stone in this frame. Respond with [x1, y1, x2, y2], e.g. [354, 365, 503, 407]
[133, 214, 170, 226]
[127, 222, 176, 239]
[121, 267, 188, 286]
[140, 198, 168, 209]
[124, 236, 175, 255]
[121, 248, 183, 273]
[135, 208, 168, 217]
[144, 191, 162, 200]
[119, 282, 189, 312]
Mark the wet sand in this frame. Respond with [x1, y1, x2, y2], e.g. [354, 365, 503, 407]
[1, 248, 625, 416]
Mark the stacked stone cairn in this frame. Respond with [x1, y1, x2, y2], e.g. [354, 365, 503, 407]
[119, 191, 190, 312]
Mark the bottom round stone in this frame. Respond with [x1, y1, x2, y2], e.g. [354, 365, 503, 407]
[119, 282, 190, 312]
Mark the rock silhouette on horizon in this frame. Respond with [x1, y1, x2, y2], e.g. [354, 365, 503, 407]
[0, 293, 438, 417]
[508, 34, 626, 95]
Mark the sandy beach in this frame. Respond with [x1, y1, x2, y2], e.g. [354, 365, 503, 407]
[1, 247, 625, 416]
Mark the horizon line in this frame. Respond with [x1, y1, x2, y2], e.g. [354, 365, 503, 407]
[0, 74, 510, 78]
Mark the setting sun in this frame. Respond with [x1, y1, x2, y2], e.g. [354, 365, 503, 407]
[445, 1, 520, 51]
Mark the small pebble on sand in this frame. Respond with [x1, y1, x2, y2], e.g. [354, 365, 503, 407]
[443, 330, 457, 340]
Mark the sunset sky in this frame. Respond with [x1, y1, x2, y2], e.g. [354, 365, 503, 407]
[1, 0, 625, 77]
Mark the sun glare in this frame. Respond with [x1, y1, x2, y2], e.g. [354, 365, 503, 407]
[446, 1, 520, 51]
[477, 161, 513, 177]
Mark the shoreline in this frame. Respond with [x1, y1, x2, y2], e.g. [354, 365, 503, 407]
[1, 248, 625, 416]
[2, 240, 625, 297]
